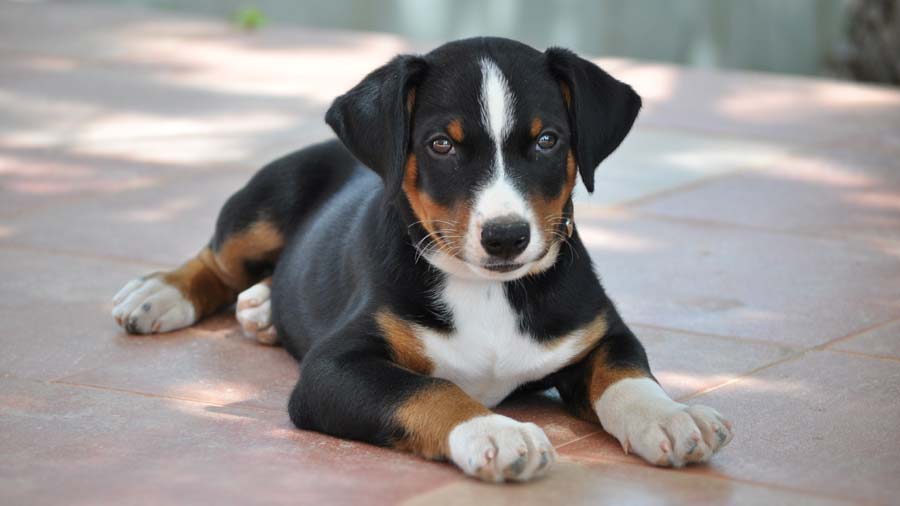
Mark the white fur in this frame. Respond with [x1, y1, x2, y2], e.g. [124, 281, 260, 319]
[448, 414, 556, 482]
[236, 281, 278, 345]
[112, 276, 196, 334]
[420, 275, 584, 407]
[594, 378, 734, 467]
[460, 58, 544, 273]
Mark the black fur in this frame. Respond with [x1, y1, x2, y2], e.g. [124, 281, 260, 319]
[207, 37, 650, 451]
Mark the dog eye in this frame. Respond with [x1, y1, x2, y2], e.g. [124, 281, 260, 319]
[536, 132, 558, 151]
[430, 137, 454, 155]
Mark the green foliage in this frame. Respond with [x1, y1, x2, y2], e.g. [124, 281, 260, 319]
[233, 6, 267, 31]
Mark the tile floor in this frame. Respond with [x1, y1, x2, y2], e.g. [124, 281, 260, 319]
[1, 2, 899, 505]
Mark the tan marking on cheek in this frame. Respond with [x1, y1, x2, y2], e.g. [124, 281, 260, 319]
[529, 149, 578, 247]
[402, 154, 470, 258]
[393, 382, 490, 459]
[376, 310, 433, 375]
[447, 118, 464, 143]
[530, 117, 543, 138]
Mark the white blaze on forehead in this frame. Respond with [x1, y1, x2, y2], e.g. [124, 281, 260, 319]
[476, 57, 520, 216]
[479, 58, 515, 147]
[462, 58, 544, 269]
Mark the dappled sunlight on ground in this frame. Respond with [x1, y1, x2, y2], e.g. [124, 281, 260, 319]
[1, 2, 899, 505]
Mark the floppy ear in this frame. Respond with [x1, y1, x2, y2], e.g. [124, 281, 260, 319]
[545, 48, 642, 193]
[325, 55, 428, 200]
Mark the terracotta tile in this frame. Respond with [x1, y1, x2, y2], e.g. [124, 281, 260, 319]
[634, 325, 796, 400]
[0, 144, 185, 218]
[558, 352, 900, 504]
[574, 211, 900, 347]
[0, 248, 235, 380]
[682, 351, 899, 505]
[633, 146, 900, 243]
[0, 248, 160, 305]
[59, 323, 298, 412]
[831, 318, 900, 359]
[0, 171, 255, 265]
[610, 59, 900, 147]
[403, 459, 854, 506]
[495, 390, 601, 447]
[0, 377, 460, 506]
[577, 129, 786, 207]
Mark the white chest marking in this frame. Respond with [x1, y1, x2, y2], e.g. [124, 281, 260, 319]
[419, 277, 584, 407]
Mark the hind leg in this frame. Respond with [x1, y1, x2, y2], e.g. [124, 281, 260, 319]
[112, 172, 286, 335]
[112, 219, 283, 334]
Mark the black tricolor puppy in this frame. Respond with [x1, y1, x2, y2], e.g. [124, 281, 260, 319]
[112, 37, 733, 482]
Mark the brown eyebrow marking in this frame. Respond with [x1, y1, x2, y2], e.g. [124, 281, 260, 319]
[447, 118, 464, 143]
[531, 117, 543, 138]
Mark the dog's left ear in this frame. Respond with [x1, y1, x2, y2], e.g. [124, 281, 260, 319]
[326, 54, 428, 201]
[545, 48, 642, 193]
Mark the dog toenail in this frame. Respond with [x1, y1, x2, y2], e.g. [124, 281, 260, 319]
[508, 456, 527, 476]
[538, 451, 549, 470]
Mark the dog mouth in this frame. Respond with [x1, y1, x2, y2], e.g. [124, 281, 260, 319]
[481, 261, 524, 273]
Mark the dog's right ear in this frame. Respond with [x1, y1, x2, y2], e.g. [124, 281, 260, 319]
[325, 55, 428, 201]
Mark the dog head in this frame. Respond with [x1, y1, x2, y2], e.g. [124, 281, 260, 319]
[327, 37, 641, 281]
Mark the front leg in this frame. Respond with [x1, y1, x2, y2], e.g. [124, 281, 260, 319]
[290, 340, 557, 482]
[556, 308, 733, 467]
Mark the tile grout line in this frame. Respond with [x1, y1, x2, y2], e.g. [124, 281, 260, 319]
[823, 348, 900, 364]
[629, 322, 802, 350]
[552, 430, 606, 451]
[0, 242, 173, 269]
[815, 314, 900, 351]
[677, 350, 809, 402]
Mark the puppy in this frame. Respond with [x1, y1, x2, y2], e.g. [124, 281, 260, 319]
[112, 37, 732, 483]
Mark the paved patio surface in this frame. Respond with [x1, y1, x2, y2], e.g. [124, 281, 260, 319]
[2, 1, 900, 505]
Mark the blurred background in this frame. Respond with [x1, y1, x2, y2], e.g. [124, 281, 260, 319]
[95, 0, 900, 85]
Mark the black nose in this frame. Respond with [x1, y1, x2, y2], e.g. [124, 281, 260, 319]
[481, 218, 530, 259]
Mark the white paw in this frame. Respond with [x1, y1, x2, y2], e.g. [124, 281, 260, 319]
[112, 275, 196, 334]
[596, 378, 733, 467]
[448, 414, 556, 483]
[236, 280, 278, 345]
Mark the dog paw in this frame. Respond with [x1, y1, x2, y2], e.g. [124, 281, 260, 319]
[236, 280, 278, 345]
[448, 414, 556, 482]
[623, 403, 732, 467]
[112, 275, 196, 334]
[597, 378, 733, 467]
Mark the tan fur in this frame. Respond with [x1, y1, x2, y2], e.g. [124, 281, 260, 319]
[530, 117, 543, 138]
[162, 220, 283, 319]
[394, 382, 491, 459]
[581, 350, 648, 423]
[447, 118, 465, 143]
[402, 154, 471, 259]
[376, 309, 433, 375]
[560, 314, 609, 366]
[530, 150, 577, 248]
